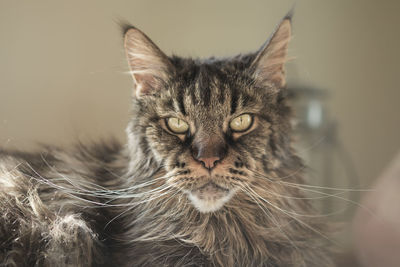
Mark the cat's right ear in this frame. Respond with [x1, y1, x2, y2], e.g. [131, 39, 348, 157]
[124, 27, 173, 98]
[250, 12, 292, 89]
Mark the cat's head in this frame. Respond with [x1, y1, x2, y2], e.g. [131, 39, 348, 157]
[124, 15, 293, 213]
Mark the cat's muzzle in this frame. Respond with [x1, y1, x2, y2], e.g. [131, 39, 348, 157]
[187, 182, 235, 213]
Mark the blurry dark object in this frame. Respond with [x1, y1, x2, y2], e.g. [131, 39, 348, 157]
[288, 86, 359, 218]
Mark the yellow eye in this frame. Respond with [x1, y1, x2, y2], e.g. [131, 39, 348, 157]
[166, 117, 189, 134]
[229, 114, 253, 132]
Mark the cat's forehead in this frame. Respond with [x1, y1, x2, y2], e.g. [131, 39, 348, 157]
[173, 59, 259, 112]
[152, 57, 269, 127]
[170, 64, 236, 119]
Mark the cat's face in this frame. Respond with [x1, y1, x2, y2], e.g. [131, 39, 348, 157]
[125, 18, 292, 212]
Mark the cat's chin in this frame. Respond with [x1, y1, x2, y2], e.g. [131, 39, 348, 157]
[187, 182, 236, 213]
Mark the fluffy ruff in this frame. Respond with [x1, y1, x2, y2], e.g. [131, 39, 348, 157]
[0, 140, 333, 266]
[1, 14, 334, 266]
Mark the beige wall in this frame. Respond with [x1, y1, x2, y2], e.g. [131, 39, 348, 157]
[1, 0, 399, 189]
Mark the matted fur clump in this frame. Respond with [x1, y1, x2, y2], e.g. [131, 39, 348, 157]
[0, 13, 334, 267]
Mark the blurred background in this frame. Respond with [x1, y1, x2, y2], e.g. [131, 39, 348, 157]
[1, 0, 400, 266]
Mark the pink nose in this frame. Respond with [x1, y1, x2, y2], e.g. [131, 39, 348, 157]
[198, 157, 220, 170]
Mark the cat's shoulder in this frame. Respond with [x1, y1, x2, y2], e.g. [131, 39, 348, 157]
[0, 138, 124, 190]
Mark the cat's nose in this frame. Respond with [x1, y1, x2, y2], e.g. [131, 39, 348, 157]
[192, 135, 226, 170]
[198, 157, 220, 170]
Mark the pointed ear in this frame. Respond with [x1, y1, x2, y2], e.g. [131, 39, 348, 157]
[251, 16, 292, 89]
[124, 27, 173, 98]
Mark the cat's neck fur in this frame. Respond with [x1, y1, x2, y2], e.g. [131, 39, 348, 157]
[111, 126, 331, 267]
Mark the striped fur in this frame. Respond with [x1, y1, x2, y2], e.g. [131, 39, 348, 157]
[0, 14, 333, 267]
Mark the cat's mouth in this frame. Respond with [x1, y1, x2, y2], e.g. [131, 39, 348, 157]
[187, 182, 235, 213]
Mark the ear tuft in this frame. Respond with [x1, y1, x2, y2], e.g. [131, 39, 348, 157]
[252, 16, 292, 89]
[121, 24, 136, 37]
[124, 27, 173, 98]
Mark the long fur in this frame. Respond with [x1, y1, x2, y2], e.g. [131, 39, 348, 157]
[0, 17, 334, 267]
[0, 142, 125, 266]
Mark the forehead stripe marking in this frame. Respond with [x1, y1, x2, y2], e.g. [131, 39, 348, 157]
[177, 89, 186, 115]
[230, 88, 238, 115]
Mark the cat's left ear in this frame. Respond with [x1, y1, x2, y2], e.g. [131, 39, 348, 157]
[124, 26, 174, 98]
[251, 14, 292, 89]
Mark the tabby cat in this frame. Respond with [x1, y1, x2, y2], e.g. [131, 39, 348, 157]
[0, 13, 334, 266]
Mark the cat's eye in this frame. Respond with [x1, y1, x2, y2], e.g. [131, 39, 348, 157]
[166, 117, 189, 134]
[229, 114, 253, 132]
